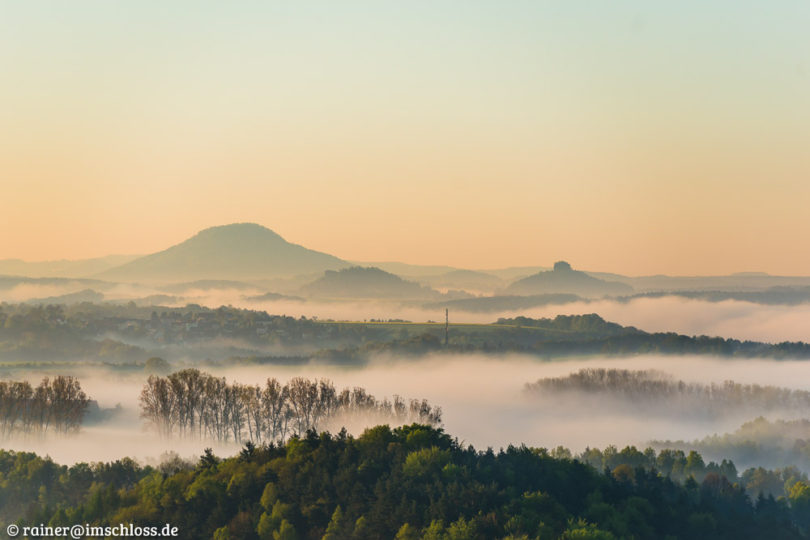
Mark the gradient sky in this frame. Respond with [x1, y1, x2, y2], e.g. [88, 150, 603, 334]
[2, 1, 809, 275]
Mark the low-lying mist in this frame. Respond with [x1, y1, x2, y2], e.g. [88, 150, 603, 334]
[6, 281, 810, 344]
[5, 355, 810, 469]
[231, 296, 810, 344]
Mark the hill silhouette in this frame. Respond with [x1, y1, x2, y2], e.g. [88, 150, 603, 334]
[27, 288, 105, 305]
[301, 266, 440, 299]
[98, 223, 348, 283]
[505, 261, 633, 297]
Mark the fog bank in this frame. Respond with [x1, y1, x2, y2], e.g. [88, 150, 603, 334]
[5, 355, 810, 465]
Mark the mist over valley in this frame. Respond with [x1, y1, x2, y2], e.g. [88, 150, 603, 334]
[7, 3, 810, 534]
[4, 224, 810, 537]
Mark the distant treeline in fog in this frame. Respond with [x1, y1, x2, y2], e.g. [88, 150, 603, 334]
[496, 315, 810, 359]
[434, 287, 810, 313]
[3, 303, 810, 365]
[0, 375, 88, 437]
[574, 441, 810, 502]
[139, 369, 441, 444]
[617, 287, 810, 306]
[526, 368, 810, 418]
[653, 417, 810, 473]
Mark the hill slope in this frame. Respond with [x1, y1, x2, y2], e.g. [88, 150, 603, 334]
[98, 223, 348, 283]
[506, 261, 633, 297]
[301, 266, 440, 299]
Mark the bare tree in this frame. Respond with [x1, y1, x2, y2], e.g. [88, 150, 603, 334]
[241, 385, 263, 444]
[226, 383, 245, 443]
[140, 375, 176, 437]
[287, 377, 319, 436]
[0, 376, 89, 439]
[138, 371, 441, 444]
[262, 378, 289, 443]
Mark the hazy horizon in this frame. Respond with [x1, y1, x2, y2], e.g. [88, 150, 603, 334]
[4, 4, 810, 536]
[1, 221, 808, 279]
[3, 2, 810, 275]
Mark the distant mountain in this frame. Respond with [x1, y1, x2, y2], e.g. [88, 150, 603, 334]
[505, 261, 633, 297]
[621, 287, 810, 306]
[0, 255, 139, 278]
[477, 266, 549, 281]
[98, 223, 349, 283]
[426, 285, 810, 313]
[243, 292, 304, 303]
[356, 261, 462, 277]
[27, 288, 105, 305]
[624, 274, 810, 293]
[125, 294, 181, 307]
[301, 267, 440, 299]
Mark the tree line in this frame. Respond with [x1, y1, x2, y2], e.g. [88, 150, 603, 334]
[0, 375, 89, 438]
[526, 368, 810, 418]
[5, 303, 810, 365]
[7, 424, 810, 540]
[139, 369, 442, 444]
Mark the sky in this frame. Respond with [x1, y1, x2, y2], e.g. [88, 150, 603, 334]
[1, 1, 809, 275]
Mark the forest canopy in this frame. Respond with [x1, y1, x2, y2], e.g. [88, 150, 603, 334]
[2, 424, 810, 540]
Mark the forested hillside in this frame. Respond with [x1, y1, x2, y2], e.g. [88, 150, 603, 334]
[652, 418, 810, 473]
[2, 304, 809, 366]
[2, 424, 809, 539]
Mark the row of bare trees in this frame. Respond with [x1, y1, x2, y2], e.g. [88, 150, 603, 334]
[0, 376, 89, 438]
[140, 369, 442, 444]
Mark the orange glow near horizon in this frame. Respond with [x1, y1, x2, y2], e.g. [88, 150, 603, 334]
[2, 2, 809, 275]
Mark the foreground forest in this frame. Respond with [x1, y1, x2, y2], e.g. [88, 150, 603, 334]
[3, 424, 810, 540]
